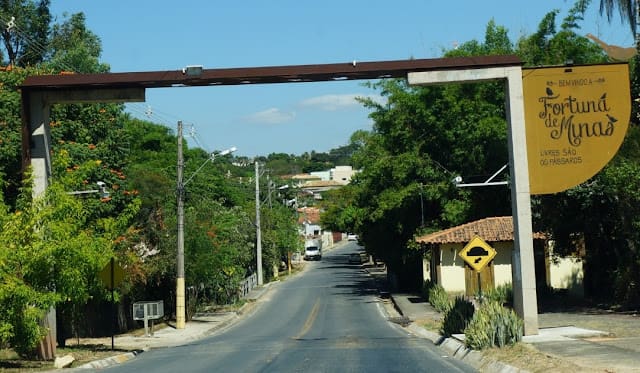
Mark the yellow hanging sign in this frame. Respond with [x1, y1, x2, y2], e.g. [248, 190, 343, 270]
[523, 64, 631, 195]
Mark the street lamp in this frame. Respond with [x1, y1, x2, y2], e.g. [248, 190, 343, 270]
[176, 120, 236, 329]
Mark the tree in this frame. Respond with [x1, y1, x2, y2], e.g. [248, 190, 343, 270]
[0, 172, 57, 357]
[326, 1, 620, 293]
[517, 1, 606, 66]
[48, 12, 109, 73]
[259, 202, 300, 278]
[0, 0, 51, 66]
[599, 0, 637, 37]
[0, 66, 33, 207]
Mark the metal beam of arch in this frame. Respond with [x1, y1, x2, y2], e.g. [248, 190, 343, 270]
[21, 55, 521, 90]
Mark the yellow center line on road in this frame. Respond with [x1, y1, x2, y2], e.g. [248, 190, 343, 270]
[293, 298, 320, 340]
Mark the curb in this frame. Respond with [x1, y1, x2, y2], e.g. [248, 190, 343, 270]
[74, 349, 145, 369]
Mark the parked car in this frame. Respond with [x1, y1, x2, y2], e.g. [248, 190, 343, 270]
[304, 246, 322, 261]
[347, 233, 358, 241]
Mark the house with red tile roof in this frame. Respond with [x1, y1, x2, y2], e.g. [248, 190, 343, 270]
[416, 216, 583, 297]
[297, 206, 336, 250]
[297, 206, 322, 237]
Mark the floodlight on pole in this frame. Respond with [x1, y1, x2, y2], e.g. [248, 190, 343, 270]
[454, 164, 509, 188]
[182, 65, 203, 76]
[183, 146, 237, 187]
[67, 181, 110, 198]
[176, 120, 236, 329]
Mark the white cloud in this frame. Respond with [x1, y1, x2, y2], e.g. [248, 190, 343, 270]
[245, 108, 296, 124]
[299, 93, 385, 111]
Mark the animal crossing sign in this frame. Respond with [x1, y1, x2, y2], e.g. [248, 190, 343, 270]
[460, 236, 497, 272]
[523, 63, 631, 195]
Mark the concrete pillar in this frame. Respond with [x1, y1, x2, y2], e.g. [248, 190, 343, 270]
[22, 91, 56, 359]
[25, 91, 52, 196]
[504, 67, 538, 335]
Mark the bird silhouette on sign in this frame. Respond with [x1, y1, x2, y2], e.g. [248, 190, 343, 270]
[606, 114, 618, 124]
[546, 87, 554, 96]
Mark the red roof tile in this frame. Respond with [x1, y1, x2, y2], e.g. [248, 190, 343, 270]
[415, 216, 545, 244]
[297, 207, 321, 224]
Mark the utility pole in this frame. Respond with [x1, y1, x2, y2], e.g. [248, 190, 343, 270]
[255, 161, 263, 286]
[175, 126, 235, 329]
[176, 121, 186, 329]
[267, 174, 272, 209]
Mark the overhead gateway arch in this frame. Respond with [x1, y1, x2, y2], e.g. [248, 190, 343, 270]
[20, 55, 538, 335]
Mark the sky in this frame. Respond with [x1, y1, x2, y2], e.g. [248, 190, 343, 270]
[47, 1, 633, 158]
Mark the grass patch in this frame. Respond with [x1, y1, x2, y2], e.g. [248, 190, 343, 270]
[277, 263, 305, 280]
[0, 348, 51, 371]
[0, 343, 129, 372]
[420, 318, 443, 333]
[480, 343, 596, 373]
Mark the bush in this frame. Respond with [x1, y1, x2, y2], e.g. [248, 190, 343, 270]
[482, 283, 513, 305]
[440, 296, 475, 337]
[428, 283, 452, 313]
[421, 279, 435, 299]
[464, 301, 523, 350]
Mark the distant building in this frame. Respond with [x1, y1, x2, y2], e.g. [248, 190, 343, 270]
[310, 170, 331, 181]
[300, 180, 345, 199]
[330, 165, 357, 184]
[283, 173, 321, 188]
[298, 207, 322, 237]
[297, 206, 334, 250]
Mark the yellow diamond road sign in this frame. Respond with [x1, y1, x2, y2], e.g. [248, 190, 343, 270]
[99, 259, 125, 289]
[460, 236, 497, 272]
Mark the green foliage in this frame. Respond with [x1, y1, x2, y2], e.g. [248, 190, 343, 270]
[599, 0, 637, 36]
[428, 283, 452, 313]
[536, 158, 640, 307]
[184, 201, 254, 306]
[516, 2, 606, 66]
[441, 296, 475, 337]
[482, 283, 513, 305]
[260, 202, 301, 279]
[0, 172, 57, 356]
[346, 21, 520, 281]
[0, 66, 51, 207]
[0, 0, 51, 66]
[0, 279, 52, 357]
[464, 301, 523, 350]
[258, 144, 357, 177]
[49, 12, 110, 73]
[421, 279, 436, 299]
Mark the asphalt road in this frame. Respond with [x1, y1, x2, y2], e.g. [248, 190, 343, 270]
[102, 243, 476, 372]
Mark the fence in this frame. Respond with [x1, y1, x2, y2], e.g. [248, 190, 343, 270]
[238, 273, 258, 299]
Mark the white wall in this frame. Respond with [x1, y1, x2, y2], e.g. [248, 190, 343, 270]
[493, 242, 513, 287]
[549, 256, 584, 297]
[429, 240, 584, 297]
[438, 244, 466, 293]
[331, 166, 355, 184]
